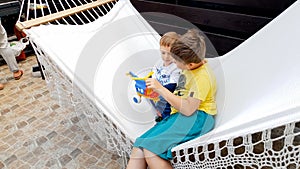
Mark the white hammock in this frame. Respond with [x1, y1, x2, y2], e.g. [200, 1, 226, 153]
[16, 0, 300, 168]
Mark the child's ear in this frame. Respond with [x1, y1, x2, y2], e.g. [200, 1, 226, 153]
[187, 62, 203, 70]
[188, 63, 194, 69]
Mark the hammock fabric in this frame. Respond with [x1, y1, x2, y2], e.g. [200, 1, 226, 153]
[16, 0, 300, 168]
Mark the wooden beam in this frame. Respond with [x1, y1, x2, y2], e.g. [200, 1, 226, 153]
[15, 0, 116, 31]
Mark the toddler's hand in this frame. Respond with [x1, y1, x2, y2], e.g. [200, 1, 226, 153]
[145, 78, 163, 92]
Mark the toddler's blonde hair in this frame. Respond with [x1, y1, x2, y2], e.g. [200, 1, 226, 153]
[160, 32, 180, 47]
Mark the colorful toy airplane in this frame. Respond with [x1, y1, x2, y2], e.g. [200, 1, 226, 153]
[127, 71, 160, 103]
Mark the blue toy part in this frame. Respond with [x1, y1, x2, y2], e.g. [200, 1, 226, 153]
[133, 95, 141, 103]
[127, 71, 159, 103]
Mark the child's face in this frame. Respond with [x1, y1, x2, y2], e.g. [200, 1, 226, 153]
[160, 46, 173, 66]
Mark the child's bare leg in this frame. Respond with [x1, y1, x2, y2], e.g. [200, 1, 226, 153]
[126, 147, 147, 169]
[144, 149, 173, 169]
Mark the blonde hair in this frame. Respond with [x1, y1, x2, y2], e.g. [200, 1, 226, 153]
[171, 29, 206, 64]
[160, 32, 180, 47]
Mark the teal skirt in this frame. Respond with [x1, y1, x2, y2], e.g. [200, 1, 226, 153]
[134, 110, 215, 160]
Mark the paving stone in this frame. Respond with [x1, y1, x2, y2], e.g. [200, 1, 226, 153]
[19, 84, 27, 89]
[20, 153, 38, 166]
[78, 140, 93, 153]
[59, 154, 72, 166]
[70, 148, 82, 159]
[2, 135, 17, 146]
[18, 164, 31, 169]
[35, 121, 50, 129]
[34, 156, 49, 169]
[70, 125, 82, 132]
[0, 143, 9, 152]
[45, 158, 58, 167]
[0, 108, 10, 116]
[57, 137, 72, 147]
[32, 147, 46, 157]
[13, 130, 25, 138]
[14, 147, 28, 157]
[11, 104, 20, 110]
[36, 136, 48, 146]
[51, 104, 60, 110]
[26, 81, 35, 87]
[34, 93, 43, 99]
[83, 156, 98, 168]
[0, 130, 9, 138]
[65, 131, 77, 140]
[27, 116, 37, 124]
[42, 90, 50, 96]
[0, 94, 5, 99]
[61, 128, 73, 137]
[17, 121, 28, 129]
[46, 131, 58, 140]
[70, 116, 80, 124]
[4, 155, 17, 166]
[23, 139, 34, 147]
[77, 153, 90, 163]
[24, 128, 38, 138]
[0, 117, 4, 124]
[93, 160, 107, 168]
[100, 153, 116, 164]
[87, 145, 104, 159]
[83, 135, 91, 141]
[106, 160, 122, 169]
[4, 123, 16, 131]
[7, 159, 26, 169]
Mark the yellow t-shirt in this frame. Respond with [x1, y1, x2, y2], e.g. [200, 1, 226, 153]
[171, 63, 217, 115]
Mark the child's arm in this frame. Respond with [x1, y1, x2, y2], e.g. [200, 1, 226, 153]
[146, 78, 201, 116]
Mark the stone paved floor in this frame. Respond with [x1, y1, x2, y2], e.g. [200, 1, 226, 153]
[0, 56, 123, 169]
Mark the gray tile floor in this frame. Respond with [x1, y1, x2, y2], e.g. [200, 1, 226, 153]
[0, 55, 123, 169]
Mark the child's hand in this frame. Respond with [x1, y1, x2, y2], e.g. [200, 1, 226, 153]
[145, 78, 163, 92]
